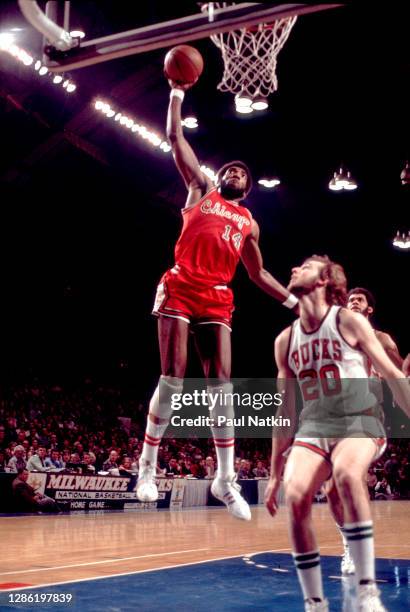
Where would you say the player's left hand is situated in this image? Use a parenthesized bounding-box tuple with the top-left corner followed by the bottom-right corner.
(264, 477, 281, 517)
(168, 79, 194, 91)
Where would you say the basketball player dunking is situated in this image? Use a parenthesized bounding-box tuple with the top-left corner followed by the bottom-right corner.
(264, 256, 410, 611)
(325, 287, 410, 575)
(136, 80, 298, 520)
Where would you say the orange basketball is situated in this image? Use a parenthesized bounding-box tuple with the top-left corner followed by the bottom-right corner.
(164, 45, 204, 85)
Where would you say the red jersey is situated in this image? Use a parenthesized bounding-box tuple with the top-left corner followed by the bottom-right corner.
(173, 188, 253, 287)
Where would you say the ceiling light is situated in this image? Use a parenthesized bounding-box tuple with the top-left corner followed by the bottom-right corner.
(235, 93, 252, 108)
(53, 75, 63, 84)
(69, 30, 85, 39)
(182, 116, 198, 129)
(200, 165, 217, 183)
(329, 167, 357, 191)
(0, 32, 14, 50)
(235, 105, 253, 114)
(39, 66, 48, 76)
(328, 172, 344, 191)
(66, 83, 76, 93)
(344, 171, 358, 190)
(160, 142, 171, 153)
(252, 97, 269, 111)
(258, 178, 280, 189)
(393, 231, 410, 250)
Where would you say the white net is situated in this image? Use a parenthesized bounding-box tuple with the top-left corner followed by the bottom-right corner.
(203, 3, 297, 99)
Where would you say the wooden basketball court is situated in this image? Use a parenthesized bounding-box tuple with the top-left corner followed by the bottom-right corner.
(0, 501, 408, 589)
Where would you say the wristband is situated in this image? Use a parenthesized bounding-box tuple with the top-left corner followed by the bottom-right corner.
(170, 88, 185, 101)
(282, 294, 298, 309)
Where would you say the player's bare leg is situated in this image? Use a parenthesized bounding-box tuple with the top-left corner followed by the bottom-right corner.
(331, 438, 386, 611)
(194, 324, 251, 520)
(323, 478, 355, 575)
(137, 316, 188, 502)
(284, 446, 331, 611)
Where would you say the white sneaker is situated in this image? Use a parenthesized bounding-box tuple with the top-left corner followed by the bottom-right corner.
(341, 545, 356, 575)
(358, 584, 387, 612)
(304, 598, 329, 611)
(210, 474, 251, 521)
(136, 461, 158, 502)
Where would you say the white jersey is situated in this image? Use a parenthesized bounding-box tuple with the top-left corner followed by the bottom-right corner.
(287, 305, 383, 436)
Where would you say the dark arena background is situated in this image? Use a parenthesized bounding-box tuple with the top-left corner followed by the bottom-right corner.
(0, 2, 409, 611)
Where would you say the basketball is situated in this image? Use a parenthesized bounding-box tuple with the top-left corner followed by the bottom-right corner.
(164, 45, 204, 85)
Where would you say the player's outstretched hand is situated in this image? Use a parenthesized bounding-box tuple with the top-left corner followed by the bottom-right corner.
(168, 79, 194, 91)
(264, 477, 281, 517)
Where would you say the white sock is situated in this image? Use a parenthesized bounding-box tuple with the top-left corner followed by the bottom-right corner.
(140, 376, 183, 467)
(344, 521, 375, 583)
(208, 382, 235, 480)
(292, 550, 324, 601)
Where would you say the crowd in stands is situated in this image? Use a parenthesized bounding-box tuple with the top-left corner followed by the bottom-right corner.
(0, 382, 409, 500)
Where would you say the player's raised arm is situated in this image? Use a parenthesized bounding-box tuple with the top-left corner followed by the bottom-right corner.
(241, 220, 298, 311)
(339, 309, 410, 417)
(265, 327, 296, 517)
(166, 82, 212, 206)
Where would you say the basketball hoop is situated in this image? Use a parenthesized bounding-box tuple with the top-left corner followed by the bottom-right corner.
(201, 3, 297, 104)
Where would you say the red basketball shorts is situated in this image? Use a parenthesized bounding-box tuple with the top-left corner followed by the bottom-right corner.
(152, 267, 234, 331)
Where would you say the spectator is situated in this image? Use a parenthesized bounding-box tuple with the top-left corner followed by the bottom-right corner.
(190, 460, 206, 479)
(12, 468, 61, 513)
(0, 450, 7, 472)
(61, 449, 71, 467)
(237, 459, 252, 479)
(49, 433, 59, 450)
(82, 452, 96, 474)
(0, 425, 6, 451)
(16, 430, 27, 446)
(374, 477, 392, 500)
(102, 450, 119, 475)
(179, 459, 193, 476)
(397, 458, 409, 499)
(367, 467, 378, 500)
(7, 445, 27, 473)
(65, 452, 82, 472)
(204, 456, 215, 479)
(44, 450, 64, 469)
(252, 460, 269, 478)
(131, 451, 140, 474)
(166, 458, 181, 476)
(118, 456, 134, 476)
(383, 453, 400, 493)
(26, 446, 48, 472)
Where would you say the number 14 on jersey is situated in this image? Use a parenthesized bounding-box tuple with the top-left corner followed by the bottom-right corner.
(222, 225, 242, 251)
